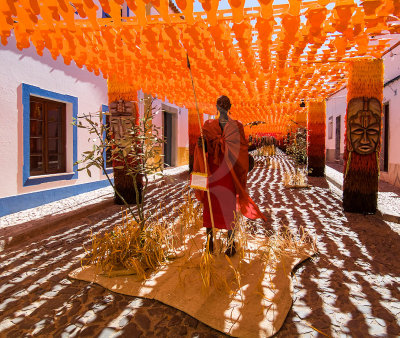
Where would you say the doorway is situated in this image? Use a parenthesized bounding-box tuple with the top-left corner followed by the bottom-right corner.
(163, 111, 173, 167)
(380, 103, 389, 172)
(335, 115, 341, 161)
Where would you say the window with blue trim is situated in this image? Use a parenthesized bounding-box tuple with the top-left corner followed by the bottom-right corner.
(30, 96, 66, 176)
(22, 84, 78, 186)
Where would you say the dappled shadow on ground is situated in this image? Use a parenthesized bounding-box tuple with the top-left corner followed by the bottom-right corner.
(0, 175, 227, 337)
(259, 152, 400, 337)
(0, 153, 399, 337)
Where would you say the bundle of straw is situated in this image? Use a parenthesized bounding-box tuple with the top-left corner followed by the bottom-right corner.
(84, 210, 175, 279)
(283, 168, 308, 188)
(84, 188, 203, 280)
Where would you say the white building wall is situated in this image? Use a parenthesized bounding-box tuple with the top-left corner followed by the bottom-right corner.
(159, 98, 189, 167)
(177, 107, 189, 149)
(0, 33, 108, 198)
(137, 92, 189, 168)
(382, 45, 400, 82)
(381, 44, 400, 186)
(0, 2, 188, 215)
(326, 87, 347, 162)
(381, 83, 400, 186)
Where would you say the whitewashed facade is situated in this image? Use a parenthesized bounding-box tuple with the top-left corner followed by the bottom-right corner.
(0, 2, 189, 216)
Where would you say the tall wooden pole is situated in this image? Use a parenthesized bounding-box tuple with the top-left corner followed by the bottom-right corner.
(108, 78, 142, 205)
(343, 59, 383, 213)
(307, 100, 326, 177)
(188, 108, 203, 172)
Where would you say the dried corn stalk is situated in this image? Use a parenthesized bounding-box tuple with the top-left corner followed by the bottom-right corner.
(83, 187, 203, 280)
(283, 167, 309, 188)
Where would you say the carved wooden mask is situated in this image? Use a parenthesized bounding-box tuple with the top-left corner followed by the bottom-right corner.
(347, 97, 381, 155)
(109, 100, 136, 141)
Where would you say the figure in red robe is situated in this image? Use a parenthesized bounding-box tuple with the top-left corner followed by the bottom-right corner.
(193, 96, 267, 256)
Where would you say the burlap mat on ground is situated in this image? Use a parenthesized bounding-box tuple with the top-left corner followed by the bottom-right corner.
(69, 232, 314, 337)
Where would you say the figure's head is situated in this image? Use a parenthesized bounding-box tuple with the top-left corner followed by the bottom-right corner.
(347, 97, 381, 155)
(216, 95, 231, 115)
(349, 108, 380, 154)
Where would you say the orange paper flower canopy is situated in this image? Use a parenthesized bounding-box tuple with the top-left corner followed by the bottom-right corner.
(1, 0, 399, 136)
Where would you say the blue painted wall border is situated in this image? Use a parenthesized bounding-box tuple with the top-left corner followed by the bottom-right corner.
(22, 83, 78, 186)
(0, 179, 112, 217)
(102, 10, 111, 18)
(102, 104, 113, 175)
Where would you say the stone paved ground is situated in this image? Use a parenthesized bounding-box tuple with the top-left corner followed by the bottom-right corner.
(325, 161, 400, 222)
(0, 151, 400, 337)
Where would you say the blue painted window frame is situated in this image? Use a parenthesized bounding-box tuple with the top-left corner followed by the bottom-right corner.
(22, 83, 78, 186)
(102, 10, 111, 18)
(102, 104, 113, 175)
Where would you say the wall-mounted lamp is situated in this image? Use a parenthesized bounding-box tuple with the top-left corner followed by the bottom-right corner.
(299, 99, 306, 108)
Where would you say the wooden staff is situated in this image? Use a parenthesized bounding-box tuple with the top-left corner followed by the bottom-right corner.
(186, 54, 216, 240)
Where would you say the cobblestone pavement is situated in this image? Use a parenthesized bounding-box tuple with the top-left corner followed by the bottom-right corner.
(0, 186, 114, 230)
(0, 166, 189, 231)
(1, 152, 399, 337)
(325, 161, 400, 221)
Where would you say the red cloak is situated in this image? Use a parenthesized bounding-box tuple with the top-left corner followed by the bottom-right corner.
(193, 118, 267, 229)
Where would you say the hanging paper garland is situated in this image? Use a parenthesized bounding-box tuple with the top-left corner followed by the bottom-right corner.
(0, 0, 397, 135)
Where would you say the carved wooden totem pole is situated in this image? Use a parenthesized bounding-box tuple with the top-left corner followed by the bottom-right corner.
(343, 59, 383, 213)
(110, 99, 142, 205)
